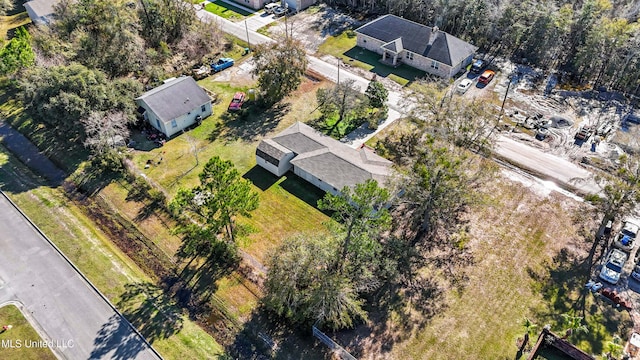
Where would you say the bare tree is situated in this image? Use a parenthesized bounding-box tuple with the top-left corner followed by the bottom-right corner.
(81, 110, 131, 155)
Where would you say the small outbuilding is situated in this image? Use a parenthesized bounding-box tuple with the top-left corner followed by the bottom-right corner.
(135, 76, 212, 138)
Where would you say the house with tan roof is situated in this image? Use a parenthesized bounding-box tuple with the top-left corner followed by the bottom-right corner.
(256, 122, 392, 195)
(355, 14, 477, 78)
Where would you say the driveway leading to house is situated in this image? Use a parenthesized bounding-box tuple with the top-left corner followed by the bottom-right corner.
(202, 8, 603, 195)
(0, 192, 161, 360)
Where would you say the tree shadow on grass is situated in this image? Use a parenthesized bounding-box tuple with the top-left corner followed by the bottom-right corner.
(279, 173, 327, 211)
(226, 306, 329, 360)
(116, 282, 184, 343)
(213, 102, 289, 143)
(242, 165, 279, 191)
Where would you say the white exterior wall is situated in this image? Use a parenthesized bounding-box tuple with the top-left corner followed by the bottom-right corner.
(256, 152, 295, 176)
(293, 166, 340, 196)
(138, 100, 212, 138)
(256, 156, 280, 175)
(232, 0, 267, 10)
(357, 33, 472, 79)
(283, 0, 316, 11)
(356, 34, 385, 55)
(408, 54, 451, 77)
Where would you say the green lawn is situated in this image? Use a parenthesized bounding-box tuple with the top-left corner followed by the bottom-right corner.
(0, 146, 225, 360)
(131, 78, 330, 262)
(204, 1, 253, 20)
(317, 32, 426, 86)
(0, 305, 56, 360)
(383, 163, 630, 359)
(0, 12, 30, 41)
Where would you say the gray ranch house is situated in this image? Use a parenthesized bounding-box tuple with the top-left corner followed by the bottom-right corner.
(136, 76, 212, 138)
(355, 14, 477, 79)
(256, 122, 392, 195)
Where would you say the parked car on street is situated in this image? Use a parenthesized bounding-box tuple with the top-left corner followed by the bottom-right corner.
(228, 92, 246, 111)
(613, 219, 640, 252)
(470, 59, 487, 74)
(211, 58, 234, 72)
(272, 5, 287, 17)
(456, 79, 473, 94)
(478, 70, 495, 85)
(599, 248, 628, 284)
(264, 3, 279, 13)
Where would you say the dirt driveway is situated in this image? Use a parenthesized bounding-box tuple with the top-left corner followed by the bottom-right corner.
(265, 5, 361, 53)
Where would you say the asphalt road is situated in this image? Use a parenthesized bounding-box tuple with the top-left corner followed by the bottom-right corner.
(0, 192, 161, 360)
(495, 136, 600, 195)
(200, 9, 602, 195)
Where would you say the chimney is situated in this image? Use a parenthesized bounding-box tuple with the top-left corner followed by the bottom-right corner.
(428, 26, 439, 45)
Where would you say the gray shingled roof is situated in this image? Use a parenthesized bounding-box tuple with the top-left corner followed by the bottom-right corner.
(136, 77, 210, 123)
(257, 139, 291, 159)
(355, 14, 477, 66)
(266, 122, 392, 190)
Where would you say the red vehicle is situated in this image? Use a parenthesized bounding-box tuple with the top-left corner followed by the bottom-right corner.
(478, 70, 495, 85)
(228, 92, 246, 111)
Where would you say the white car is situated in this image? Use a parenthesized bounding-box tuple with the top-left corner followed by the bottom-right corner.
(456, 79, 473, 94)
(599, 248, 628, 284)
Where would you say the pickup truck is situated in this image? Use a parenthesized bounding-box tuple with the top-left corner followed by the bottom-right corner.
(211, 58, 234, 73)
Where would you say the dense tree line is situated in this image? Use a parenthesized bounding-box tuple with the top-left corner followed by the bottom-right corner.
(330, 0, 640, 94)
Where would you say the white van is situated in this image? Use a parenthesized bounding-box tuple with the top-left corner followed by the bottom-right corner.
(264, 3, 279, 14)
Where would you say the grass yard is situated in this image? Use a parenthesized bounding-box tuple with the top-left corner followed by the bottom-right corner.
(0, 12, 30, 41)
(204, 1, 253, 20)
(0, 305, 56, 360)
(130, 77, 331, 262)
(380, 167, 630, 359)
(317, 32, 426, 86)
(0, 146, 225, 360)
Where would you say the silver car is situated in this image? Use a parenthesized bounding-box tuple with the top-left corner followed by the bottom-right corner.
(599, 248, 628, 284)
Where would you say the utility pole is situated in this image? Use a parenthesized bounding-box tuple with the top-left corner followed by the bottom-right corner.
(337, 59, 340, 84)
(245, 20, 251, 51)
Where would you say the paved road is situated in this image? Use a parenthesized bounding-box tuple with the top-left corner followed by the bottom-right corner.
(495, 136, 600, 195)
(0, 192, 161, 360)
(201, 9, 603, 195)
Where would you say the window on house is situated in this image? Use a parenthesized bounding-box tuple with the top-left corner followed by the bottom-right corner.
(171, 119, 177, 128)
(201, 105, 206, 112)
(406, 52, 414, 60)
(363, 39, 367, 43)
(431, 61, 439, 70)
(156, 119, 161, 128)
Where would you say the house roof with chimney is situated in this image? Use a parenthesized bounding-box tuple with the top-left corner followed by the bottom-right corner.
(259, 122, 393, 190)
(135, 76, 210, 123)
(355, 14, 477, 66)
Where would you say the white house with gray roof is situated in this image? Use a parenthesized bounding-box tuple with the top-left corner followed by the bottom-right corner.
(355, 14, 477, 78)
(256, 122, 392, 195)
(135, 76, 212, 138)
